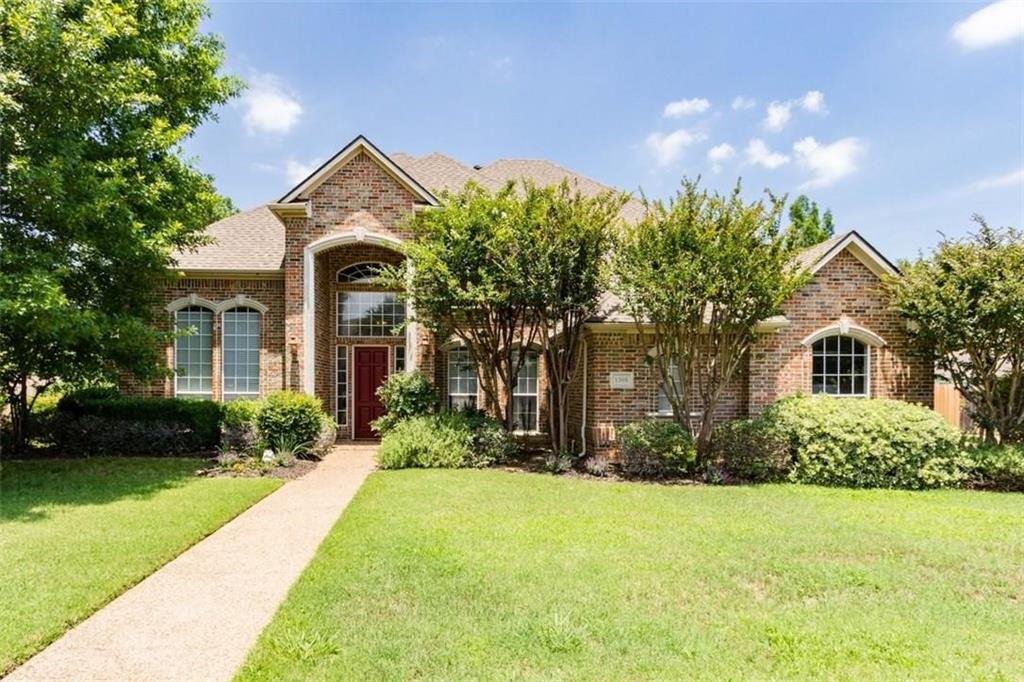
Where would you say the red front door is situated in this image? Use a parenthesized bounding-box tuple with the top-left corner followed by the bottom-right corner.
(353, 346, 389, 439)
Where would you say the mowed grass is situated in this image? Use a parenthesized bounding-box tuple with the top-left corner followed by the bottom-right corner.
(240, 469, 1024, 681)
(0, 458, 281, 673)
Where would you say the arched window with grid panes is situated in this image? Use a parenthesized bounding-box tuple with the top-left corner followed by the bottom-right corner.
(174, 306, 214, 398)
(811, 334, 869, 396)
(222, 306, 261, 401)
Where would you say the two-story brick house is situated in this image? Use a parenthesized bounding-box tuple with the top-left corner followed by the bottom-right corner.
(131, 135, 932, 454)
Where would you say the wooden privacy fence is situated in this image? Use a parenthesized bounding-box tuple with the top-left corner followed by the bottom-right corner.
(934, 383, 962, 429)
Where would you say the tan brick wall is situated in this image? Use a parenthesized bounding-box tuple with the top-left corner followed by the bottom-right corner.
(122, 277, 286, 400)
(748, 250, 933, 413)
(578, 330, 747, 457)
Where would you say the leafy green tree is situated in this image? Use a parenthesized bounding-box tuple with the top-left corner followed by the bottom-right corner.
(784, 195, 835, 250)
(886, 217, 1024, 444)
(532, 181, 626, 453)
(613, 179, 805, 458)
(0, 0, 240, 450)
(388, 182, 546, 432)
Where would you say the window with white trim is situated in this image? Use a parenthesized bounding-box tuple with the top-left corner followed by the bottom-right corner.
(394, 345, 406, 373)
(336, 345, 348, 427)
(337, 291, 405, 337)
(812, 334, 868, 396)
(337, 262, 384, 284)
(447, 348, 478, 411)
(655, 360, 681, 415)
(512, 350, 539, 432)
(222, 307, 261, 401)
(174, 306, 213, 398)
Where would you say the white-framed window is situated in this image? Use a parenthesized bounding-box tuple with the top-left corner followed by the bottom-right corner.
(394, 345, 406, 373)
(336, 345, 348, 427)
(174, 306, 213, 398)
(337, 291, 405, 337)
(512, 350, 539, 432)
(447, 348, 478, 411)
(222, 307, 261, 401)
(812, 334, 869, 396)
(655, 360, 681, 415)
(337, 262, 384, 284)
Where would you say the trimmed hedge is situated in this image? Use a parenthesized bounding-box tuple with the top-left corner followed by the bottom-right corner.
(55, 394, 222, 451)
(967, 445, 1024, 492)
(712, 396, 968, 489)
(617, 419, 697, 479)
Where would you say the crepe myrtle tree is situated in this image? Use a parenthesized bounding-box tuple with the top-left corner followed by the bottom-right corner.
(383, 181, 548, 432)
(532, 181, 626, 453)
(0, 0, 240, 451)
(886, 217, 1024, 444)
(613, 179, 806, 458)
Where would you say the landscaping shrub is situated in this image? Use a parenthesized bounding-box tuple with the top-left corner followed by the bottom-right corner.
(617, 419, 697, 479)
(377, 413, 472, 469)
(967, 444, 1024, 492)
(372, 371, 440, 435)
(377, 410, 518, 469)
(256, 391, 334, 457)
(762, 395, 968, 489)
(221, 398, 263, 451)
(51, 393, 223, 453)
(711, 417, 791, 483)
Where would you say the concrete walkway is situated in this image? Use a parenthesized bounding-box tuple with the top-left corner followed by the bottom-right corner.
(8, 445, 377, 682)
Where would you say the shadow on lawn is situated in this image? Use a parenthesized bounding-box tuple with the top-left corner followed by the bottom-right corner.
(0, 457, 200, 523)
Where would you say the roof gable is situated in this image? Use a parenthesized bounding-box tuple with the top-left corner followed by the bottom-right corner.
(798, 230, 898, 280)
(278, 135, 439, 206)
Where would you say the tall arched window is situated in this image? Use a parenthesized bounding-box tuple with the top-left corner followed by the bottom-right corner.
(812, 334, 868, 396)
(175, 306, 213, 398)
(222, 307, 261, 401)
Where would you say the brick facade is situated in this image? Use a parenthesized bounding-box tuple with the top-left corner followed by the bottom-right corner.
(136, 145, 932, 449)
(748, 250, 933, 413)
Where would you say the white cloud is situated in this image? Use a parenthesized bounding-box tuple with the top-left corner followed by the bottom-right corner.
(951, 0, 1024, 50)
(970, 167, 1024, 191)
(663, 97, 711, 118)
(731, 95, 756, 110)
(745, 138, 790, 169)
(763, 101, 793, 131)
(707, 143, 736, 173)
(792, 136, 865, 188)
(284, 158, 321, 185)
(800, 90, 827, 113)
(645, 128, 706, 166)
(242, 72, 303, 135)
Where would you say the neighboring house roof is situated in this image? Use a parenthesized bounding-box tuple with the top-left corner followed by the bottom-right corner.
(589, 231, 896, 324)
(172, 205, 285, 272)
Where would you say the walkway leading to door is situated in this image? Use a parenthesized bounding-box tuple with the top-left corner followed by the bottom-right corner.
(8, 445, 377, 682)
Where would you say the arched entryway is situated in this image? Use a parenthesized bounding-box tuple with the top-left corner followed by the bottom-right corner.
(304, 231, 414, 440)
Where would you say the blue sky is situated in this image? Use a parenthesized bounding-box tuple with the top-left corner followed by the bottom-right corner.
(187, 1, 1023, 261)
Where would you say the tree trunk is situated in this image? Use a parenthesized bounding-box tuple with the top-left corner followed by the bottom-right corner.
(6, 379, 30, 454)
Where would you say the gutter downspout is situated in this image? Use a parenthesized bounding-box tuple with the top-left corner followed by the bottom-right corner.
(579, 337, 588, 457)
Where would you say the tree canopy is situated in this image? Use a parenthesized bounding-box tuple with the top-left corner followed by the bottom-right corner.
(886, 217, 1024, 444)
(784, 194, 835, 250)
(613, 179, 806, 457)
(0, 0, 240, 449)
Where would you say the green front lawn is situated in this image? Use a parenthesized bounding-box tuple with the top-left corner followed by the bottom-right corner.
(240, 470, 1024, 681)
(0, 458, 281, 673)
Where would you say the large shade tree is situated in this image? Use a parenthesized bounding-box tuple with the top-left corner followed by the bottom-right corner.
(613, 180, 805, 457)
(0, 0, 240, 450)
(886, 217, 1024, 444)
